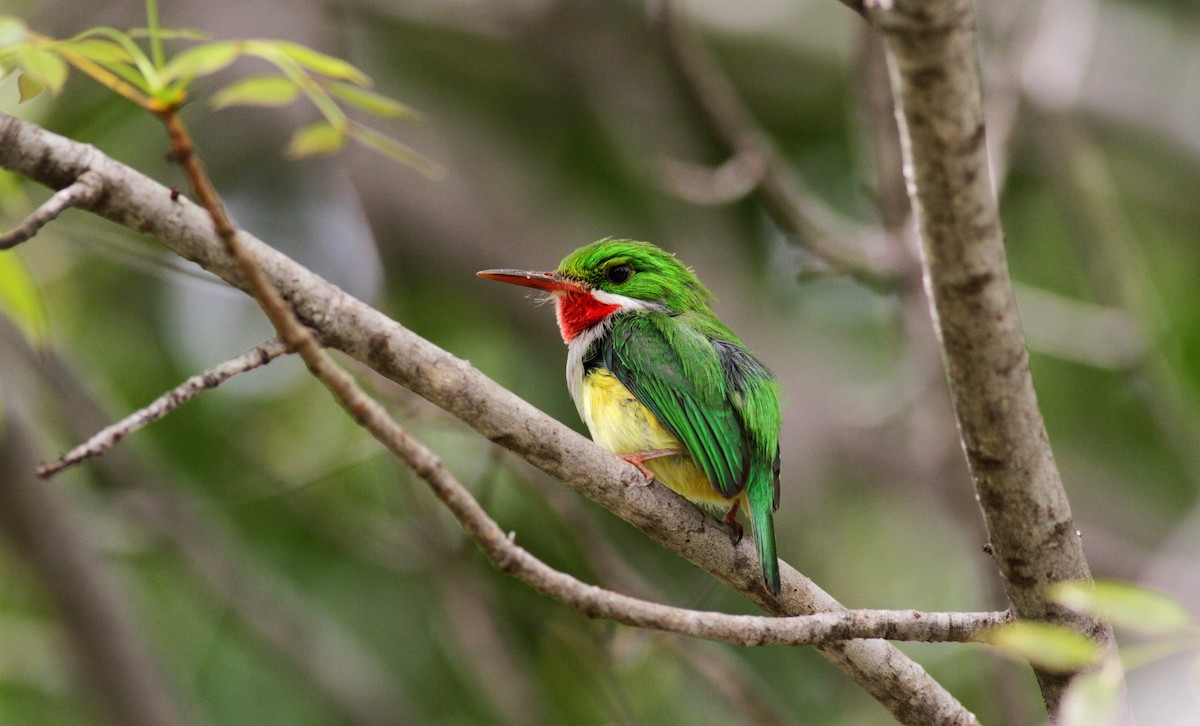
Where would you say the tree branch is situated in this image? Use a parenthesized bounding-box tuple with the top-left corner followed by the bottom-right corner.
(865, 0, 1123, 713)
(0, 169, 103, 249)
(0, 111, 978, 725)
(38, 338, 289, 477)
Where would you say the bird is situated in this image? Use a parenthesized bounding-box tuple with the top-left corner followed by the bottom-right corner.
(478, 238, 782, 594)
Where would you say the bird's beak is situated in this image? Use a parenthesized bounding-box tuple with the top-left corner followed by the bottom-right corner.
(476, 269, 587, 294)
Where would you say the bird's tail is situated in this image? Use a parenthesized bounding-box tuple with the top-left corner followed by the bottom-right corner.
(747, 474, 780, 595)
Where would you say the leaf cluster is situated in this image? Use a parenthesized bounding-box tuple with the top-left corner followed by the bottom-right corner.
(987, 581, 1199, 726)
(0, 12, 435, 172)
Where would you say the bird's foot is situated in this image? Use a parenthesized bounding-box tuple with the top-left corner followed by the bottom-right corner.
(722, 503, 743, 544)
(619, 449, 679, 486)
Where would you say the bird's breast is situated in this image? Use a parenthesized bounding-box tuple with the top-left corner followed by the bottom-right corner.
(578, 369, 737, 509)
(579, 369, 677, 455)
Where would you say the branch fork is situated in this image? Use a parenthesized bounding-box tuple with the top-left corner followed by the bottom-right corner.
(0, 169, 104, 249)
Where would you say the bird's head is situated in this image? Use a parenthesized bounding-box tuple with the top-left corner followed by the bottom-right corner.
(478, 238, 714, 344)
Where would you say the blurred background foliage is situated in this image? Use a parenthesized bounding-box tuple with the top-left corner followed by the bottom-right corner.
(0, 0, 1198, 723)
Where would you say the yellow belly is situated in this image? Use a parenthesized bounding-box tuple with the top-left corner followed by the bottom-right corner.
(579, 369, 740, 511)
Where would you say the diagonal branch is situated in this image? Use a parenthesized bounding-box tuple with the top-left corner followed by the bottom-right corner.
(0, 169, 103, 249)
(0, 111, 979, 725)
(865, 0, 1123, 714)
(38, 338, 289, 477)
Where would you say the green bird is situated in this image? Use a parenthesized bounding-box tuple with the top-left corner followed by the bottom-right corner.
(479, 239, 782, 594)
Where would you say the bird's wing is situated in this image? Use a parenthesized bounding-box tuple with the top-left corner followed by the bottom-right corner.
(604, 313, 750, 497)
(713, 341, 782, 510)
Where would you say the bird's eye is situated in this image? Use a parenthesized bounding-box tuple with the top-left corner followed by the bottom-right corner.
(606, 263, 633, 284)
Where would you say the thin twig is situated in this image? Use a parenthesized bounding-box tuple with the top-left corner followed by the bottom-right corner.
(0, 170, 103, 249)
(39, 338, 289, 477)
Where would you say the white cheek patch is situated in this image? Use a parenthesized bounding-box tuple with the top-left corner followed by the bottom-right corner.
(591, 289, 667, 313)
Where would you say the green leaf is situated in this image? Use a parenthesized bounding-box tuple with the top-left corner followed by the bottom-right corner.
(68, 27, 159, 89)
(211, 75, 299, 109)
(986, 622, 1103, 672)
(348, 124, 442, 178)
(161, 41, 240, 83)
(67, 38, 135, 65)
(80, 51, 155, 94)
(327, 81, 418, 119)
(0, 251, 49, 348)
(16, 47, 67, 94)
(1051, 581, 1192, 636)
(1058, 659, 1123, 726)
(16, 72, 44, 102)
(272, 41, 367, 84)
(286, 121, 345, 158)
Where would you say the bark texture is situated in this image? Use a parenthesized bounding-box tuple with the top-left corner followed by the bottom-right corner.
(866, 0, 1119, 711)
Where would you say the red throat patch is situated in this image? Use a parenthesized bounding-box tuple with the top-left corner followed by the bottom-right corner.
(555, 291, 619, 343)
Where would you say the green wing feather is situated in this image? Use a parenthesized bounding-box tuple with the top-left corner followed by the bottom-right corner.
(713, 341, 782, 509)
(604, 313, 750, 498)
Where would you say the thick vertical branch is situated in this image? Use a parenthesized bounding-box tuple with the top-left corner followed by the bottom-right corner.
(865, 0, 1120, 713)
